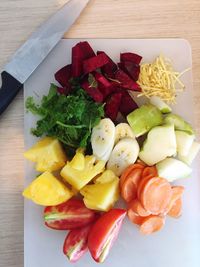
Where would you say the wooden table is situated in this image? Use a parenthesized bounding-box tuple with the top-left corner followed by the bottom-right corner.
(0, 0, 199, 266)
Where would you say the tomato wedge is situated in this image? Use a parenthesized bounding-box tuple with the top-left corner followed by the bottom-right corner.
(44, 199, 96, 230)
(88, 209, 126, 263)
(63, 224, 91, 262)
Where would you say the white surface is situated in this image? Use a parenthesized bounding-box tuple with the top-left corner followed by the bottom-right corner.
(24, 39, 200, 267)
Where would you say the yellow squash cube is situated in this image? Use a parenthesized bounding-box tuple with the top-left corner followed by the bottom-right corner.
(80, 170, 119, 212)
(23, 171, 73, 206)
(24, 137, 67, 172)
(60, 150, 105, 190)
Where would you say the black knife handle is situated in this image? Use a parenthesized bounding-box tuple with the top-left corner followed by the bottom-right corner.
(0, 71, 23, 115)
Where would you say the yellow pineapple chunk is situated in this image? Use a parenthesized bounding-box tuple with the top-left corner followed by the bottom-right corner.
(24, 137, 67, 172)
(80, 170, 119, 211)
(60, 150, 105, 190)
(23, 171, 73, 206)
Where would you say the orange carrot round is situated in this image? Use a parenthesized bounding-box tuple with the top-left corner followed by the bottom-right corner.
(121, 168, 143, 203)
(140, 177, 172, 215)
(128, 199, 151, 217)
(120, 163, 144, 188)
(165, 186, 184, 214)
(137, 174, 154, 200)
(142, 166, 158, 178)
(140, 215, 165, 235)
(127, 208, 144, 225)
(168, 198, 182, 218)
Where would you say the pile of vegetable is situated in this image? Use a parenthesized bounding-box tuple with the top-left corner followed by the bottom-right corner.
(23, 41, 200, 264)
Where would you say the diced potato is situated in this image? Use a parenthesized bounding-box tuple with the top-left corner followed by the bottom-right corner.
(23, 171, 73, 206)
(24, 137, 67, 172)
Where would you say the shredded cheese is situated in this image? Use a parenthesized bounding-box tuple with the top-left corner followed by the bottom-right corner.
(137, 55, 190, 104)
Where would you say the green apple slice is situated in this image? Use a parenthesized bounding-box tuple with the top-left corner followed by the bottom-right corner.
(175, 130, 194, 156)
(156, 157, 192, 182)
(178, 141, 200, 165)
(139, 124, 176, 166)
(164, 114, 195, 135)
(127, 104, 163, 137)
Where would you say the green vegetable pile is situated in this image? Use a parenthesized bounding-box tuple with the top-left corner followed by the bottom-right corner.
(26, 83, 104, 149)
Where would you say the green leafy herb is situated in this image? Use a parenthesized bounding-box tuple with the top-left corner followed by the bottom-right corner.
(26, 83, 104, 149)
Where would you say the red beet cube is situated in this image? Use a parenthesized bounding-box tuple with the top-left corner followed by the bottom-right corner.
(83, 53, 110, 74)
(54, 64, 72, 87)
(120, 52, 142, 65)
(119, 92, 138, 116)
(105, 92, 122, 121)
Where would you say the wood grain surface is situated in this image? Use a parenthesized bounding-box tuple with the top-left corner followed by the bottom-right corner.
(0, 0, 200, 266)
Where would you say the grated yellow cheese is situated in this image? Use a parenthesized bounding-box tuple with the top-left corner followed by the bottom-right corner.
(137, 55, 190, 104)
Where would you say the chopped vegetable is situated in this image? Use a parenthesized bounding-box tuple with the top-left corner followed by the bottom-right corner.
(83, 52, 110, 74)
(105, 92, 122, 121)
(138, 55, 188, 104)
(97, 51, 117, 78)
(167, 198, 182, 218)
(119, 92, 138, 116)
(127, 208, 144, 225)
(63, 224, 91, 262)
(128, 199, 150, 217)
(120, 52, 142, 65)
(115, 69, 141, 91)
(88, 209, 126, 263)
(23, 171, 73, 206)
(140, 215, 165, 235)
(24, 137, 67, 172)
(44, 199, 96, 230)
(127, 104, 163, 137)
(26, 84, 104, 149)
(55, 64, 72, 88)
(139, 177, 172, 215)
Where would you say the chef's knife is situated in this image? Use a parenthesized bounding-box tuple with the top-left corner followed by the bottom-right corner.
(0, 0, 90, 115)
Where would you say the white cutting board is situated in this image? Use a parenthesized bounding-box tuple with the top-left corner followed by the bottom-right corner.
(24, 39, 200, 267)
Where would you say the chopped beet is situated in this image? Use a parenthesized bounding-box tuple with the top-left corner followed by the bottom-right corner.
(119, 92, 138, 116)
(105, 92, 122, 121)
(120, 52, 142, 65)
(81, 79, 103, 103)
(93, 72, 114, 99)
(57, 86, 71, 95)
(83, 53, 110, 74)
(55, 64, 72, 87)
(115, 69, 141, 91)
(79, 41, 96, 58)
(72, 44, 83, 77)
(72, 42, 96, 77)
(118, 61, 140, 81)
(97, 51, 117, 78)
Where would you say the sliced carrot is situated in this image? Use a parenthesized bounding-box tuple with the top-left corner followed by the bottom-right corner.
(128, 199, 151, 217)
(142, 166, 158, 178)
(121, 168, 143, 202)
(140, 177, 172, 215)
(165, 186, 184, 214)
(137, 174, 154, 200)
(140, 215, 165, 235)
(120, 163, 144, 188)
(127, 208, 144, 225)
(168, 198, 182, 218)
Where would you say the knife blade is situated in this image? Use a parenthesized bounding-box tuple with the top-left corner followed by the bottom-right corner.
(0, 0, 90, 115)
